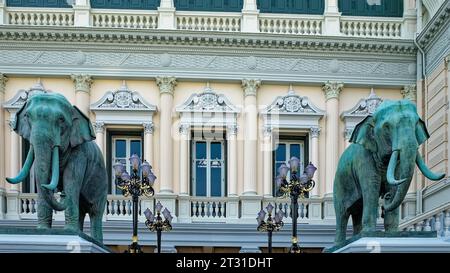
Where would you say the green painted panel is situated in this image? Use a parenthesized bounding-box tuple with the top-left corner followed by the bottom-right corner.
(6, 0, 71, 8)
(257, 0, 324, 15)
(338, 0, 403, 17)
(175, 0, 243, 12)
(90, 0, 160, 10)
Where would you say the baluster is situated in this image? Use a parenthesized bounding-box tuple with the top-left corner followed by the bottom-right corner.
(424, 218, 432, 231)
(20, 199, 25, 214)
(121, 200, 126, 215)
(110, 200, 115, 215)
(127, 200, 132, 215)
(195, 201, 200, 217)
(217, 202, 222, 218)
(444, 210, 450, 237)
(31, 199, 36, 214)
(206, 202, 211, 217)
(201, 202, 205, 217)
(416, 221, 423, 231)
(212, 202, 216, 218)
(435, 213, 442, 237)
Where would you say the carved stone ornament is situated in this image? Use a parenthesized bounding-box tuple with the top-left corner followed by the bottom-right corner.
(92, 122, 105, 134)
(341, 88, 383, 118)
(242, 79, 261, 97)
(71, 74, 93, 93)
(310, 127, 321, 138)
(0, 73, 8, 94)
(176, 83, 240, 113)
(401, 84, 417, 101)
(143, 122, 154, 134)
(90, 81, 156, 111)
(264, 85, 325, 114)
(344, 127, 354, 140)
(322, 81, 344, 101)
(3, 79, 49, 110)
(156, 76, 177, 96)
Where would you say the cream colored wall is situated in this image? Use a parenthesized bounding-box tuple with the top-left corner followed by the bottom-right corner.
(1, 77, 407, 197)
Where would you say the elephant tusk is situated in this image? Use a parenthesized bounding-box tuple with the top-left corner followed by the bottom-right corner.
(41, 146, 60, 191)
(6, 147, 34, 184)
(386, 150, 406, 186)
(416, 153, 445, 181)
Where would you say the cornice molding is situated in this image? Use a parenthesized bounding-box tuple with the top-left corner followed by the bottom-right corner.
(0, 26, 416, 55)
(417, 0, 450, 48)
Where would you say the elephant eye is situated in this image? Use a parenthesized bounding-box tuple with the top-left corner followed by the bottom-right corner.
(58, 116, 65, 124)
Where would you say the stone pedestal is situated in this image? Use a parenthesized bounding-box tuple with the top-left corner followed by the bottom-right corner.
(0, 228, 111, 253)
(240, 195, 262, 223)
(328, 231, 450, 253)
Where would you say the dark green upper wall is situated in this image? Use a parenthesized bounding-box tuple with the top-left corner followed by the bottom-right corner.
(6, 0, 405, 18)
(174, 0, 243, 12)
(338, 0, 403, 17)
(257, 0, 324, 15)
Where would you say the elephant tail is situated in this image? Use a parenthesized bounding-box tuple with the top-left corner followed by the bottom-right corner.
(42, 189, 67, 211)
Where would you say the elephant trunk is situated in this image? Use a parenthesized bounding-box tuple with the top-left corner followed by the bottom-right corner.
(416, 153, 445, 181)
(6, 147, 34, 184)
(384, 148, 416, 212)
(34, 144, 66, 211)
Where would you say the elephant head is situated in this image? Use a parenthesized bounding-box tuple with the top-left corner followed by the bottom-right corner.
(6, 93, 95, 211)
(350, 99, 445, 212)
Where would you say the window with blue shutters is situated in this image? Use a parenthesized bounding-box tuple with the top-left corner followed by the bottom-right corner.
(175, 0, 243, 12)
(6, 0, 71, 8)
(90, 0, 160, 10)
(191, 139, 226, 197)
(257, 0, 324, 15)
(338, 0, 403, 17)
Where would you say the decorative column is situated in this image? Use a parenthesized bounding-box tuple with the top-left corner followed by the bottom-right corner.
(143, 123, 154, 165)
(156, 76, 177, 195)
(262, 126, 272, 197)
(401, 84, 417, 103)
(0, 0, 6, 25)
(6, 117, 20, 219)
(310, 127, 321, 197)
(344, 127, 353, 149)
(240, 79, 261, 223)
(226, 125, 239, 222)
(241, 0, 259, 33)
(178, 124, 189, 196)
(71, 74, 93, 116)
(323, 0, 341, 35)
(402, 0, 417, 39)
(0, 74, 7, 219)
(242, 79, 261, 195)
(92, 122, 105, 155)
(158, 0, 176, 30)
(73, 0, 91, 27)
(322, 81, 343, 198)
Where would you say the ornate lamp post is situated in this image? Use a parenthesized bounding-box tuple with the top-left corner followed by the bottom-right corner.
(276, 158, 316, 253)
(144, 201, 173, 253)
(113, 154, 156, 253)
(257, 203, 284, 253)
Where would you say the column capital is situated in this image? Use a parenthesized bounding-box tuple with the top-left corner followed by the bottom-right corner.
(263, 126, 272, 137)
(156, 76, 177, 96)
(143, 122, 154, 134)
(92, 121, 105, 133)
(71, 74, 93, 93)
(242, 79, 261, 97)
(227, 124, 238, 136)
(344, 127, 353, 140)
(322, 81, 343, 101)
(179, 123, 190, 135)
(401, 84, 417, 101)
(0, 73, 7, 94)
(310, 127, 321, 138)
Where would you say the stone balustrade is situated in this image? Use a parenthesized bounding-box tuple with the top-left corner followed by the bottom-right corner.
(0, 5, 415, 39)
(399, 203, 450, 237)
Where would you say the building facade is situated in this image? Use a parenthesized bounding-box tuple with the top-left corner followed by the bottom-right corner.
(0, 0, 449, 252)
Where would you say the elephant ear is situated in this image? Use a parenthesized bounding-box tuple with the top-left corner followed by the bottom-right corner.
(14, 102, 31, 141)
(70, 106, 96, 147)
(349, 115, 377, 152)
(416, 118, 430, 145)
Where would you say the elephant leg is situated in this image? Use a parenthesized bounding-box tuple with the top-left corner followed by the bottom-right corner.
(361, 190, 380, 232)
(62, 159, 86, 232)
(334, 199, 350, 245)
(383, 206, 400, 232)
(78, 205, 87, 232)
(351, 211, 363, 236)
(89, 212, 104, 242)
(37, 191, 53, 229)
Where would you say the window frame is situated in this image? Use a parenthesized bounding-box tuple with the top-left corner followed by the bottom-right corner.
(272, 135, 309, 196)
(190, 130, 227, 198)
(107, 129, 144, 195)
